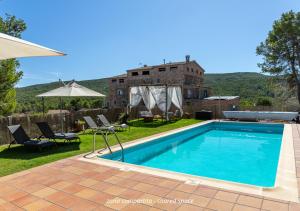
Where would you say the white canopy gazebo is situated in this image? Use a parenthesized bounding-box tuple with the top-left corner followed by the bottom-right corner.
(129, 85, 183, 120)
(37, 80, 105, 132)
(0, 32, 65, 59)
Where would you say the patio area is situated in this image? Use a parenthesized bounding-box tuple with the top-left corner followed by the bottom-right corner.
(1, 124, 300, 211)
(0, 157, 298, 211)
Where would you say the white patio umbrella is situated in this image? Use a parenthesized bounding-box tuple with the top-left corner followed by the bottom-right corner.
(0, 32, 65, 60)
(37, 80, 106, 132)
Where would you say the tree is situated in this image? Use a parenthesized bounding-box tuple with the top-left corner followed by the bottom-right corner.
(256, 11, 300, 105)
(0, 14, 26, 115)
(256, 97, 272, 107)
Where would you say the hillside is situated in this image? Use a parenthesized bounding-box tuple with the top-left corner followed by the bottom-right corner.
(204, 72, 274, 99)
(15, 72, 285, 112)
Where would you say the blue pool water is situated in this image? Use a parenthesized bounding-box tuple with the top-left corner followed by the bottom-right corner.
(101, 122, 283, 187)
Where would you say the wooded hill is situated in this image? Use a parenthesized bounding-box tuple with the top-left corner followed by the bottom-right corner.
(15, 72, 296, 113)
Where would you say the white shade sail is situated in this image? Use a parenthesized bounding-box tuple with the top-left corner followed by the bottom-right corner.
(0, 32, 65, 60)
(129, 86, 183, 113)
(37, 81, 105, 97)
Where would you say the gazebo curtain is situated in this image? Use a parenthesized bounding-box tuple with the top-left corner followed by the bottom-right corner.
(129, 86, 182, 114)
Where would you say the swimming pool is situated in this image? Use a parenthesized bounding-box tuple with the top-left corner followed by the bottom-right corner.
(101, 122, 284, 187)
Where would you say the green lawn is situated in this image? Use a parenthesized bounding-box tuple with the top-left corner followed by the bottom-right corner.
(0, 118, 201, 177)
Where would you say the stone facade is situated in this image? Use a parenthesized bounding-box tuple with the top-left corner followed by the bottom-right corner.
(108, 57, 211, 109)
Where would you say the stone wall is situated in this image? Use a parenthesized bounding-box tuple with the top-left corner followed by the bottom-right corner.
(0, 108, 123, 145)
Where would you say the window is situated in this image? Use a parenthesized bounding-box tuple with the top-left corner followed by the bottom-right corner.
(191, 68, 194, 73)
(117, 89, 124, 96)
(112, 79, 117, 83)
(159, 67, 166, 72)
(142, 71, 150, 75)
(170, 66, 178, 71)
(203, 90, 208, 98)
(131, 72, 139, 76)
(119, 79, 124, 83)
(187, 67, 189, 72)
(187, 89, 193, 98)
(199, 72, 202, 76)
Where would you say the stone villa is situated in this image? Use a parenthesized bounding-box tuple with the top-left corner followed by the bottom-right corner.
(107, 56, 239, 117)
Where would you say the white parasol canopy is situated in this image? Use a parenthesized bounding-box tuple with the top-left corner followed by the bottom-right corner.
(37, 81, 105, 97)
(0, 32, 65, 60)
(37, 80, 105, 132)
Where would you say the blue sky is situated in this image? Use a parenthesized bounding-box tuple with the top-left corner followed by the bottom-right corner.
(1, 0, 299, 87)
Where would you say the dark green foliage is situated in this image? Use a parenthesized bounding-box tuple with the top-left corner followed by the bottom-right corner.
(204, 72, 275, 100)
(256, 10, 300, 104)
(256, 97, 272, 106)
(0, 14, 26, 115)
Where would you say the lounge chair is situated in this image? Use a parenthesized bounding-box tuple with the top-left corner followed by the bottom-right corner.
(83, 116, 102, 130)
(97, 114, 128, 130)
(7, 125, 55, 150)
(36, 122, 80, 143)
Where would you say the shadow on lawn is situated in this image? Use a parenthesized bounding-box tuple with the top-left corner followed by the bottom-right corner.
(0, 142, 80, 160)
(129, 119, 177, 128)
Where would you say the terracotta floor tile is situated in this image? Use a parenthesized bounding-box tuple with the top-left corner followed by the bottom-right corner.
(214, 190, 239, 203)
(21, 183, 47, 193)
(132, 183, 154, 192)
(153, 197, 182, 211)
(165, 190, 191, 200)
(117, 179, 139, 188)
(93, 205, 115, 210)
(157, 179, 180, 189)
(50, 180, 72, 190)
(0, 202, 24, 211)
(0, 198, 6, 205)
(78, 178, 99, 187)
(232, 204, 260, 211)
(61, 183, 85, 194)
(46, 191, 77, 208)
(32, 187, 58, 198)
(147, 186, 171, 197)
(175, 183, 198, 193)
(75, 188, 99, 200)
(289, 202, 300, 211)
(69, 198, 99, 211)
(138, 193, 161, 206)
(148, 208, 162, 211)
(103, 185, 127, 196)
(194, 186, 218, 198)
(207, 199, 234, 211)
(104, 176, 124, 184)
(2, 190, 28, 202)
(189, 194, 211, 207)
(261, 200, 289, 211)
(90, 181, 111, 192)
(11, 194, 39, 207)
(40, 204, 66, 211)
(119, 189, 145, 200)
(104, 196, 129, 210)
(90, 191, 115, 204)
(177, 203, 204, 211)
(23, 199, 53, 210)
(122, 203, 151, 211)
(237, 195, 262, 208)
(116, 171, 137, 179)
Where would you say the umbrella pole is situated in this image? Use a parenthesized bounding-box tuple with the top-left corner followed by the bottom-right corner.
(60, 97, 64, 133)
(42, 97, 45, 117)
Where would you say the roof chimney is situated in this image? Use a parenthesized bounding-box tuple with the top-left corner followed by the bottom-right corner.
(185, 55, 190, 63)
